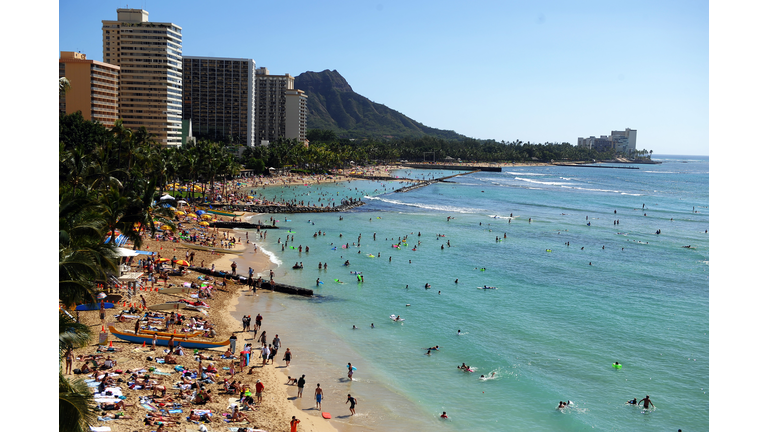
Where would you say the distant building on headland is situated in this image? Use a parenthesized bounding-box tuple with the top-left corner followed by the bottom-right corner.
(59, 51, 120, 127)
(578, 128, 637, 154)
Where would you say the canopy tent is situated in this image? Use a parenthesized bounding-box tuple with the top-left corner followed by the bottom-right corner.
(111, 247, 141, 257)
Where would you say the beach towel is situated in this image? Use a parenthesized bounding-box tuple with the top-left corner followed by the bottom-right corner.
(140, 402, 158, 411)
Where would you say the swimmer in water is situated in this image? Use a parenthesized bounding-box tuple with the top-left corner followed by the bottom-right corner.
(627, 398, 637, 405)
(557, 401, 568, 409)
(639, 395, 655, 410)
(457, 329, 461, 335)
(371, 323, 374, 328)
(352, 325, 357, 330)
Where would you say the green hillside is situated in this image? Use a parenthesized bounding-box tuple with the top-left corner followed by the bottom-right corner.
(294, 70, 466, 140)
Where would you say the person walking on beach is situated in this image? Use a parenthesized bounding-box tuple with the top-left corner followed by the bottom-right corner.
(255, 379, 265, 403)
(346, 394, 357, 415)
(283, 348, 292, 366)
(315, 384, 324, 409)
(297, 375, 306, 398)
(229, 333, 238, 353)
(347, 363, 354, 381)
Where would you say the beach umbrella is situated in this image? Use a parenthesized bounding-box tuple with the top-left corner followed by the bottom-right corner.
(96, 292, 107, 299)
(155, 258, 170, 263)
(195, 210, 206, 216)
(201, 214, 213, 220)
(199, 221, 210, 226)
(160, 194, 175, 201)
(174, 259, 190, 266)
(161, 224, 173, 231)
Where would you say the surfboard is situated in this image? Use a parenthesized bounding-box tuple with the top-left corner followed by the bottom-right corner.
(389, 314, 405, 322)
(322, 412, 332, 419)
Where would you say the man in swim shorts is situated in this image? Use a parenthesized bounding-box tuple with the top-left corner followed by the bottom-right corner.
(315, 384, 323, 409)
(639, 395, 655, 409)
(297, 374, 305, 398)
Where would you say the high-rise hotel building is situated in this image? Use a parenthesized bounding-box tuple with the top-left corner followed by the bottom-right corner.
(102, 9, 183, 146)
(254, 67, 298, 144)
(59, 51, 120, 127)
(285, 88, 308, 143)
(182, 57, 256, 147)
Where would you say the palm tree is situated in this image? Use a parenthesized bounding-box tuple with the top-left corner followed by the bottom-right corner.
(60, 77, 71, 96)
(60, 371, 98, 432)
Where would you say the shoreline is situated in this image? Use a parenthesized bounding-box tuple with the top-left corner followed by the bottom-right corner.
(67, 221, 340, 432)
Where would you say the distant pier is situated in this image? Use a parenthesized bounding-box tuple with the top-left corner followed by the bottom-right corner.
(401, 163, 502, 172)
(394, 170, 479, 193)
(553, 164, 639, 170)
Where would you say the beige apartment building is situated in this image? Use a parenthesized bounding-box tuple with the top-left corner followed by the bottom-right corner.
(102, 9, 183, 146)
(254, 67, 295, 144)
(285, 88, 308, 143)
(59, 51, 120, 127)
(182, 57, 256, 147)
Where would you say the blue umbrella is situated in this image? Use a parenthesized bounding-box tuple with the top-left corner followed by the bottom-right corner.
(195, 210, 206, 216)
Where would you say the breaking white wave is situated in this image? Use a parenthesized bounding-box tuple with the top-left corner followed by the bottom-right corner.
(366, 196, 482, 214)
(515, 177, 574, 186)
(505, 171, 547, 176)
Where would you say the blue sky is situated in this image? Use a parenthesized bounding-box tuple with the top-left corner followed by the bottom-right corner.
(58, 0, 709, 155)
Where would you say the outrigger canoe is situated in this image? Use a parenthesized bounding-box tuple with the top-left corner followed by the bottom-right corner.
(109, 326, 228, 350)
(139, 329, 203, 338)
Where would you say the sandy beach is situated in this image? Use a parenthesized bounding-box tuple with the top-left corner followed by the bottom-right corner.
(66, 219, 338, 432)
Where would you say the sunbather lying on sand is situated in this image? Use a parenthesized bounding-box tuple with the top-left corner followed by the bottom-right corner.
(99, 401, 131, 410)
(189, 410, 212, 422)
(229, 406, 251, 423)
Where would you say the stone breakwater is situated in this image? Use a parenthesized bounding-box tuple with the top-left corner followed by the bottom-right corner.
(188, 266, 314, 296)
(208, 200, 365, 214)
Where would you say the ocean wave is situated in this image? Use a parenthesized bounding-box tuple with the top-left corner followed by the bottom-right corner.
(505, 172, 546, 176)
(515, 177, 573, 186)
(366, 196, 482, 214)
(257, 245, 282, 268)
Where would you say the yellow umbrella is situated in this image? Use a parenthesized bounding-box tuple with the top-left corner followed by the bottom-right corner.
(175, 211, 186, 216)
(161, 224, 173, 231)
(201, 214, 213, 220)
(199, 221, 209, 226)
(247, 196, 254, 199)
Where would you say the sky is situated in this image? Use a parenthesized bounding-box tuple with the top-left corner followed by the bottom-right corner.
(57, 0, 709, 155)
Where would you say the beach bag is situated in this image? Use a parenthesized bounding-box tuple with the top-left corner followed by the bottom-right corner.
(73, 368, 81, 374)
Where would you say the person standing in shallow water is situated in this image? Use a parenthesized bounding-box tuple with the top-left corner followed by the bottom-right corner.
(315, 384, 324, 409)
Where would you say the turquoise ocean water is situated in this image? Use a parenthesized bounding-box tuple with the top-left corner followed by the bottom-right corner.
(231, 156, 708, 431)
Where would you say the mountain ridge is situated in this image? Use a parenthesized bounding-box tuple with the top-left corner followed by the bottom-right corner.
(294, 70, 466, 140)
